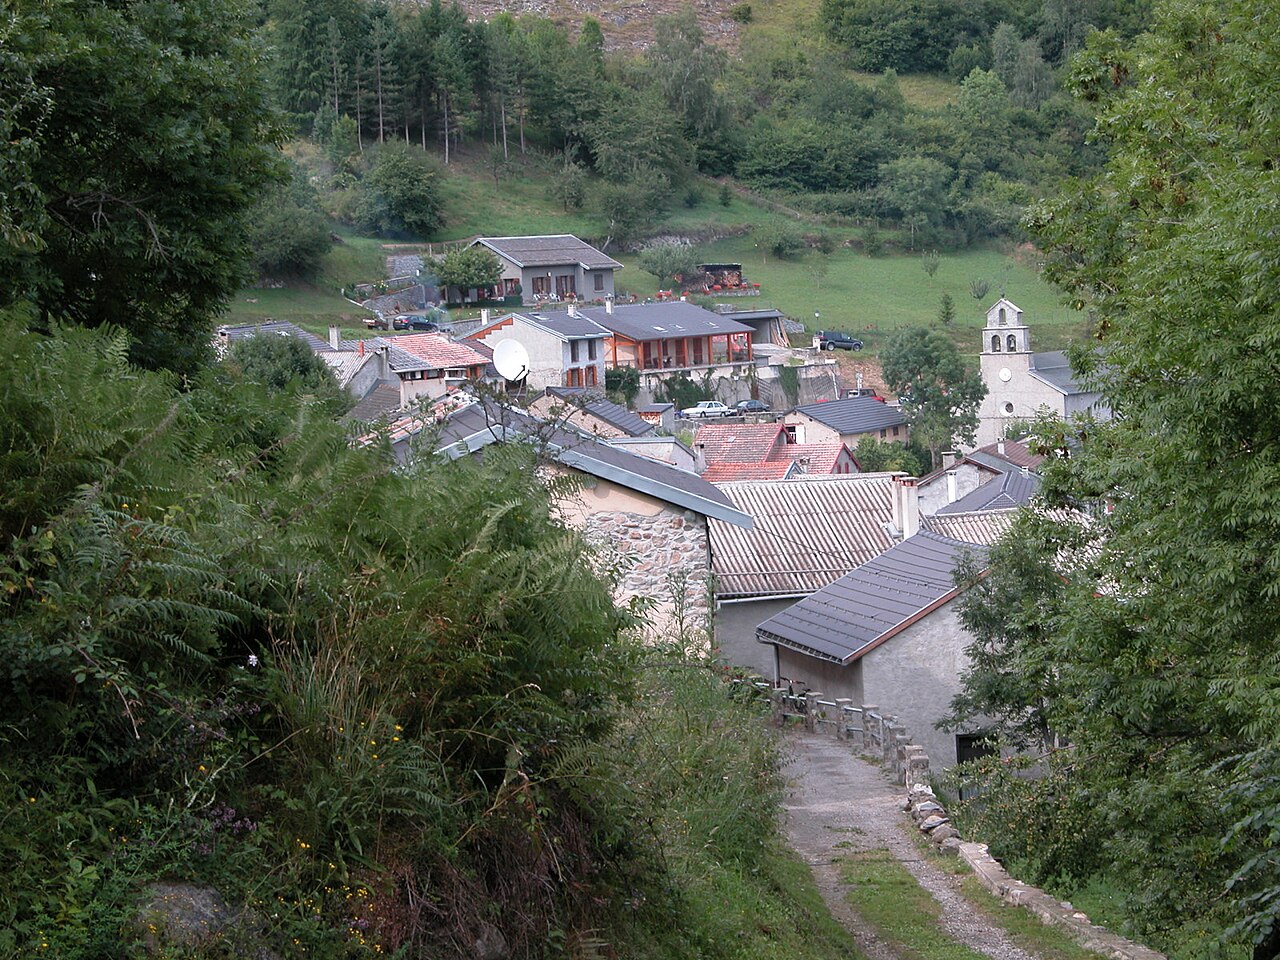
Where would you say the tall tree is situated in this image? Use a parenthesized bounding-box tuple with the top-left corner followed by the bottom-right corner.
(0, 0, 282, 373)
(959, 1, 1280, 954)
(880, 327, 985, 468)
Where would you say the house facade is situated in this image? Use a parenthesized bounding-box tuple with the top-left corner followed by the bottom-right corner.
(975, 298, 1110, 446)
(784, 396, 909, 447)
(471, 235, 622, 303)
(465, 309, 609, 391)
(756, 531, 989, 768)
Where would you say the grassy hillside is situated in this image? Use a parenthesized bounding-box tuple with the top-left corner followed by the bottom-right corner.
(227, 148, 1088, 355)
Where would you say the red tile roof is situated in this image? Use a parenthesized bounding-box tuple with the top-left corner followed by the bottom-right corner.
(693, 422, 787, 464)
(770, 443, 849, 474)
(702, 460, 796, 483)
(385, 333, 488, 369)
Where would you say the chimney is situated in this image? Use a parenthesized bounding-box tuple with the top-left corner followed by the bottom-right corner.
(901, 477, 920, 538)
(567, 302, 577, 318)
(358, 339, 365, 357)
(377, 344, 389, 381)
(997, 439, 1006, 456)
(946, 471, 957, 504)
(481, 307, 491, 324)
(605, 297, 614, 315)
(328, 324, 340, 350)
(891, 475, 921, 539)
(942, 450, 958, 469)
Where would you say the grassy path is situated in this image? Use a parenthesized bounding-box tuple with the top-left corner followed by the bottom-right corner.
(780, 731, 1096, 960)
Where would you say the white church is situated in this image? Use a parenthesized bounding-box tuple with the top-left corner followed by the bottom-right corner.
(974, 299, 1109, 447)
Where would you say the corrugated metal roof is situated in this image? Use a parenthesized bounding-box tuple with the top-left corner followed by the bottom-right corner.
(757, 532, 987, 663)
(709, 474, 900, 599)
(794, 396, 906, 434)
(475, 235, 623, 270)
(924, 510, 1016, 545)
(694, 423, 786, 463)
(218, 320, 330, 354)
(545, 387, 652, 437)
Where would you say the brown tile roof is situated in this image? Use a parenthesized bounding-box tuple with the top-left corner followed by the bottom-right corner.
(694, 422, 787, 464)
(972, 438, 1046, 470)
(702, 461, 797, 483)
(384, 333, 488, 369)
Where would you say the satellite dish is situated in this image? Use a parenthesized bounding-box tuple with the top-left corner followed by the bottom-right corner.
(492, 338, 530, 382)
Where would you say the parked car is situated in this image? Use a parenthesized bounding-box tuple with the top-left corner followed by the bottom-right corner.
(736, 398, 770, 414)
(408, 318, 439, 332)
(681, 400, 733, 419)
(840, 388, 885, 401)
(816, 330, 864, 351)
(364, 315, 390, 331)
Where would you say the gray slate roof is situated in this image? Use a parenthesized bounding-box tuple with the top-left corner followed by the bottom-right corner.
(420, 400, 751, 527)
(1029, 351, 1090, 395)
(544, 387, 653, 437)
(474, 235, 623, 271)
(344, 383, 403, 423)
(473, 311, 610, 341)
(936, 469, 1040, 515)
(757, 532, 987, 664)
(794, 396, 906, 434)
(577, 301, 754, 342)
(335, 338, 431, 374)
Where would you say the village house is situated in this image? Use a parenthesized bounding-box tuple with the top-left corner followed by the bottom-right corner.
(709, 473, 908, 677)
(756, 529, 990, 769)
(917, 438, 1045, 516)
(691, 422, 858, 482)
(784, 396, 909, 446)
(376, 399, 752, 645)
(465, 309, 610, 391)
(468, 235, 622, 303)
(975, 298, 1110, 446)
(577, 299, 755, 377)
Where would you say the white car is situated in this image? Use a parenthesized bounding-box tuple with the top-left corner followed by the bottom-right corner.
(681, 400, 733, 419)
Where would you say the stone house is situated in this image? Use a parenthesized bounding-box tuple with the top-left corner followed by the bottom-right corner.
(756, 530, 989, 769)
(975, 298, 1110, 447)
(470, 235, 622, 303)
(784, 396, 909, 447)
(917, 439, 1045, 517)
(465, 309, 610, 391)
(400, 399, 752, 644)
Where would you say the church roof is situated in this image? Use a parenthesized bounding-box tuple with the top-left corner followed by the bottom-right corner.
(1029, 351, 1093, 396)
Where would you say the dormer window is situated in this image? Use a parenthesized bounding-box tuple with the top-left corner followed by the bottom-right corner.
(991, 335, 1001, 352)
(1007, 334, 1017, 351)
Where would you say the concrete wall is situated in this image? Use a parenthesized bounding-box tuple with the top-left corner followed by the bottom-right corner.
(918, 463, 992, 516)
(715, 598, 798, 677)
(861, 603, 970, 768)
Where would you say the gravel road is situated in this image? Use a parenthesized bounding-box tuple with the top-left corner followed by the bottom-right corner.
(781, 730, 1045, 960)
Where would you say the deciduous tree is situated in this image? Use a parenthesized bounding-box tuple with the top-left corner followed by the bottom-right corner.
(880, 327, 985, 467)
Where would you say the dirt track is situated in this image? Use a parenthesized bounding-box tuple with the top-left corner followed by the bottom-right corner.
(782, 731, 1046, 960)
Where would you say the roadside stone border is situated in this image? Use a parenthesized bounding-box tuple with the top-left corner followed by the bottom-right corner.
(904, 784, 1166, 960)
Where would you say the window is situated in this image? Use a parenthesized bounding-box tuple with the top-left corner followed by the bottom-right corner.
(532, 275, 550, 296)
(586, 365, 598, 386)
(1007, 334, 1017, 351)
(587, 339, 598, 360)
(594, 272, 605, 292)
(1003, 402, 1015, 415)
(880, 429, 887, 439)
(998, 307, 1007, 324)
(555, 275, 576, 298)
(991, 335, 1001, 352)
(892, 426, 900, 437)
(570, 340, 581, 362)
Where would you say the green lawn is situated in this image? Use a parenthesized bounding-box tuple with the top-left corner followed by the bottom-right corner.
(616, 239, 1087, 357)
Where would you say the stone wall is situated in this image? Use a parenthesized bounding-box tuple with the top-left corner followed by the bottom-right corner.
(581, 507, 711, 646)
